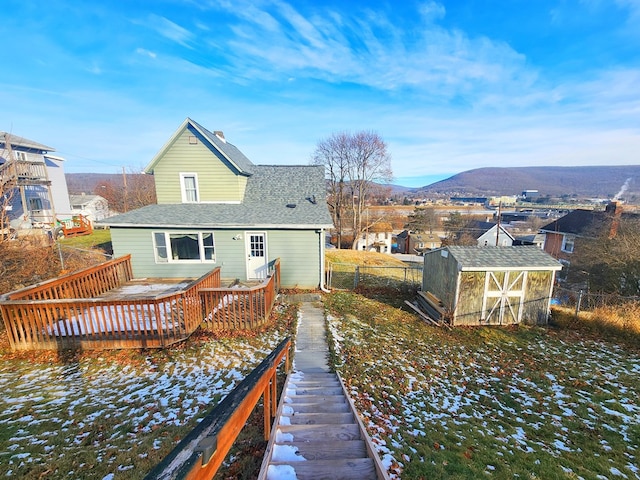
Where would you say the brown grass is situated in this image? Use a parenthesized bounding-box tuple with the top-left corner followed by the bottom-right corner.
(326, 249, 408, 267)
(551, 304, 640, 348)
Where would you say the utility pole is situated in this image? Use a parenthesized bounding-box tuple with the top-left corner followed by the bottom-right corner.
(496, 201, 502, 246)
(122, 166, 128, 213)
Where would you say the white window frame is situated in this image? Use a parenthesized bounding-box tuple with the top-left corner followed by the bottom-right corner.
(152, 231, 216, 263)
(180, 172, 200, 203)
(14, 151, 28, 161)
(561, 234, 575, 253)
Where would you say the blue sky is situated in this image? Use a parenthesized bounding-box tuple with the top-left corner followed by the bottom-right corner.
(2, 0, 639, 187)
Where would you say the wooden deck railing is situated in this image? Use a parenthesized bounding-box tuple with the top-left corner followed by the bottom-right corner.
(0, 257, 222, 351)
(144, 337, 292, 480)
(200, 259, 281, 331)
(0, 159, 50, 187)
(3, 255, 133, 301)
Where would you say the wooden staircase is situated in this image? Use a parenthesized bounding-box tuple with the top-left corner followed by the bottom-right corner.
(259, 371, 388, 480)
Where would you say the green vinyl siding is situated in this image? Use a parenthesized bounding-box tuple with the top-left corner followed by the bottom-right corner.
(110, 227, 323, 289)
(153, 129, 247, 204)
(261, 230, 322, 289)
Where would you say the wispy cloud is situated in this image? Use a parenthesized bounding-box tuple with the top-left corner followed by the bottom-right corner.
(147, 14, 194, 48)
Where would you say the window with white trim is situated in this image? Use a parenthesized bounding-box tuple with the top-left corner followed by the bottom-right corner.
(14, 151, 28, 161)
(153, 231, 215, 263)
(561, 234, 575, 253)
(180, 173, 199, 203)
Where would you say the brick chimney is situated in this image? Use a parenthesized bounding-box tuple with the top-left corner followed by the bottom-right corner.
(606, 201, 623, 239)
(214, 131, 225, 143)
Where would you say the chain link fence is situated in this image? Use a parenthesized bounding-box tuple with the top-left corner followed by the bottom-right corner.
(327, 262, 423, 290)
(552, 285, 639, 314)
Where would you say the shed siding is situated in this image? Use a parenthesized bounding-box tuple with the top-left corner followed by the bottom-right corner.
(423, 250, 459, 309)
(110, 227, 321, 288)
(522, 270, 554, 325)
(152, 129, 247, 204)
(455, 271, 487, 325)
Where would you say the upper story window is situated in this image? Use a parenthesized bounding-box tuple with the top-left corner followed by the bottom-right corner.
(14, 151, 28, 161)
(180, 173, 199, 203)
(561, 234, 575, 253)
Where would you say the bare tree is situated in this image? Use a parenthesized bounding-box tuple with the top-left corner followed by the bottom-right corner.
(94, 168, 156, 213)
(312, 131, 393, 249)
(571, 214, 640, 295)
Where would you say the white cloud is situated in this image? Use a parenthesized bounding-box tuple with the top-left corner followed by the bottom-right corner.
(148, 14, 194, 48)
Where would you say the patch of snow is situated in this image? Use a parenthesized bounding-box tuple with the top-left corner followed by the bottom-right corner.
(272, 444, 306, 462)
(267, 464, 298, 480)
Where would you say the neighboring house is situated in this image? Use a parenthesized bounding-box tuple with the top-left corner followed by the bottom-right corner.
(422, 246, 562, 326)
(69, 194, 110, 224)
(0, 132, 71, 230)
(513, 233, 546, 248)
(396, 230, 442, 254)
(102, 118, 333, 289)
(355, 222, 393, 253)
(471, 221, 515, 247)
(539, 202, 633, 262)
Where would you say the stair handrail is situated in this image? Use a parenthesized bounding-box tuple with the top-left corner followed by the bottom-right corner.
(144, 336, 292, 480)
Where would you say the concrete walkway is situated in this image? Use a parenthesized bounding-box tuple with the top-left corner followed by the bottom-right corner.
(293, 301, 331, 373)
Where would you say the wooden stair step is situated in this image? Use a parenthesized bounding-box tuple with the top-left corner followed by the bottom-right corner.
(282, 412, 354, 425)
(285, 402, 351, 413)
(286, 394, 346, 404)
(273, 440, 367, 460)
(291, 380, 342, 387)
(290, 386, 344, 395)
(276, 424, 361, 442)
(267, 458, 377, 480)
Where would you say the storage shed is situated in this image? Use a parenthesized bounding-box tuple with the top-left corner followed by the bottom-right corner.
(422, 246, 562, 326)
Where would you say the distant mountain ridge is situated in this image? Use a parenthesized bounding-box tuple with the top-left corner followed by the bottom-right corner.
(414, 165, 640, 199)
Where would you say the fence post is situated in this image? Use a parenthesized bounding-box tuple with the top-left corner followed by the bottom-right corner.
(354, 266, 359, 288)
(575, 290, 583, 318)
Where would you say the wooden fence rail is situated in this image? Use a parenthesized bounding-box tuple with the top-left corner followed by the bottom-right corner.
(3, 254, 134, 301)
(144, 337, 292, 480)
(200, 259, 280, 331)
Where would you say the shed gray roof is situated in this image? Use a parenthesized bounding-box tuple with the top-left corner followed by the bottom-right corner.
(102, 165, 333, 229)
(0, 132, 54, 152)
(437, 246, 562, 271)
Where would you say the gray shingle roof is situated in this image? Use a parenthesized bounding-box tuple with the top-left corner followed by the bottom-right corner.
(441, 246, 562, 271)
(0, 132, 54, 152)
(188, 119, 255, 174)
(103, 165, 333, 229)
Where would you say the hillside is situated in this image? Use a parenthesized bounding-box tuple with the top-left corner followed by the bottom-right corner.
(414, 165, 640, 200)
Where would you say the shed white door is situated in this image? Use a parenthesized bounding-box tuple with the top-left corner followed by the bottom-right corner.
(482, 271, 526, 324)
(245, 232, 268, 280)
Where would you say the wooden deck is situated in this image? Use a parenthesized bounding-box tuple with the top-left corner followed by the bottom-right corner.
(0, 256, 281, 351)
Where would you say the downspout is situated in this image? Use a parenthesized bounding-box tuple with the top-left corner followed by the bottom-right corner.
(319, 228, 330, 293)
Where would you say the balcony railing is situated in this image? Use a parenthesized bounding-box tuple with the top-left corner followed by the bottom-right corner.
(0, 160, 50, 186)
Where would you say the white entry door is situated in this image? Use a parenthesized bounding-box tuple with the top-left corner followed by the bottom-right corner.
(246, 232, 268, 280)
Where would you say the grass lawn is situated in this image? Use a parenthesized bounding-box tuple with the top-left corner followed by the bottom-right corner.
(0, 307, 295, 480)
(59, 228, 112, 254)
(325, 291, 640, 479)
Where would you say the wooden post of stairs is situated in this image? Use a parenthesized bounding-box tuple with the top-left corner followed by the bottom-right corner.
(263, 379, 271, 441)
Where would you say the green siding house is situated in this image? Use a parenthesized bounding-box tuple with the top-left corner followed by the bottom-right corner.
(102, 118, 333, 289)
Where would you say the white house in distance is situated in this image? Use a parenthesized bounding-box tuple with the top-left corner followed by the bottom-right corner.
(0, 132, 72, 231)
(354, 222, 393, 253)
(69, 194, 110, 225)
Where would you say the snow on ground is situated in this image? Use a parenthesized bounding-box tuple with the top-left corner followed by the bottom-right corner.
(328, 313, 640, 479)
(0, 329, 287, 478)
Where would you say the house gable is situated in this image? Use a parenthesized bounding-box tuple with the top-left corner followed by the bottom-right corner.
(145, 119, 253, 204)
